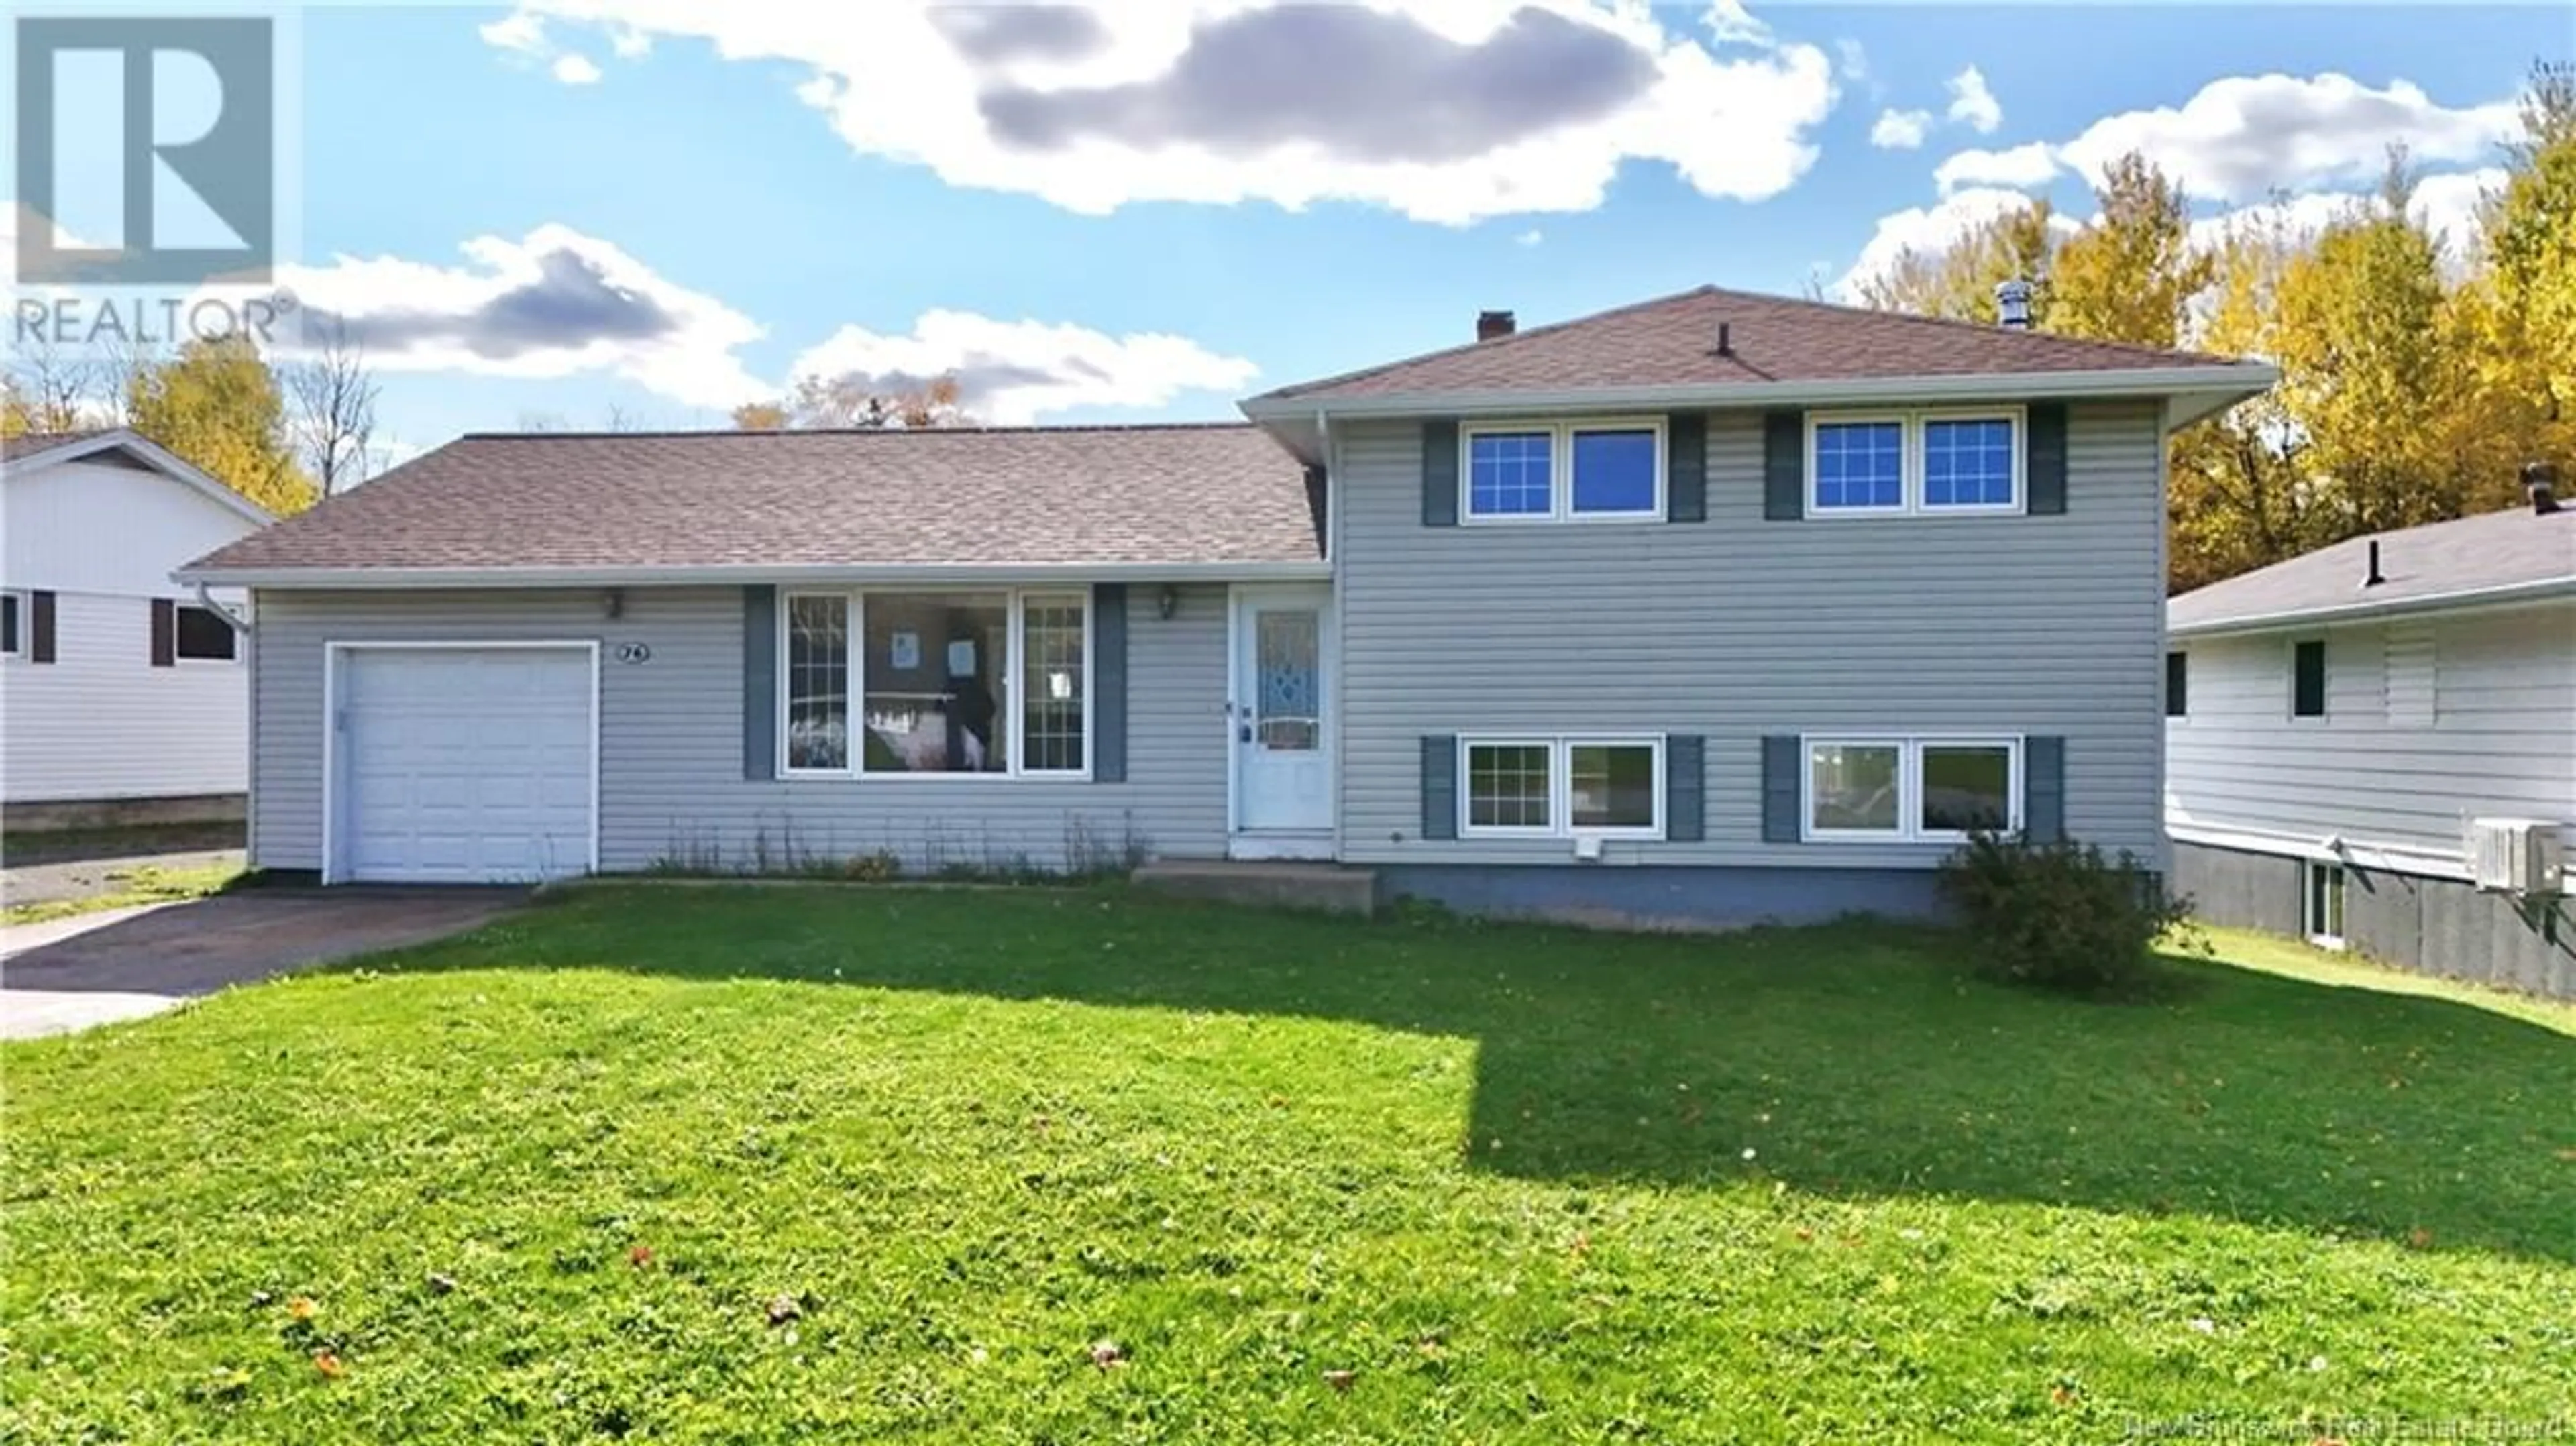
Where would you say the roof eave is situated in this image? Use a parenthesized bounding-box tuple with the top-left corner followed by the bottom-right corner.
(1240, 364, 2279, 424)
(174, 559, 1336, 590)
(2168, 576, 2576, 638)
(8, 428, 276, 527)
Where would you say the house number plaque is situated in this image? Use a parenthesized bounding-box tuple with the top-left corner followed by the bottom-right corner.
(614, 642, 652, 665)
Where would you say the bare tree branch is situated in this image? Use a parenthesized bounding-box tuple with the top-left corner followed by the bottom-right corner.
(283, 320, 379, 498)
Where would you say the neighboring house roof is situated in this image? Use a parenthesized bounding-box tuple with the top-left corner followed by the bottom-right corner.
(1246, 286, 2270, 421)
(2169, 502, 2576, 637)
(1, 427, 276, 527)
(180, 424, 1324, 585)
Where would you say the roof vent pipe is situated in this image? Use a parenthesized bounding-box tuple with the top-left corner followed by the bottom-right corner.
(2527, 460, 2562, 516)
(2363, 539, 2384, 588)
(1477, 309, 1516, 342)
(1994, 278, 2034, 331)
(1716, 321, 1733, 357)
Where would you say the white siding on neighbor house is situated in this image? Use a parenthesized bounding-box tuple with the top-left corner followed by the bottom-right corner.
(1, 455, 258, 802)
(1330, 401, 2170, 869)
(2166, 602, 2576, 871)
(248, 584, 1232, 874)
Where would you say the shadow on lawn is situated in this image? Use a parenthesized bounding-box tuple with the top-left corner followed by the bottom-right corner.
(407, 885, 2576, 1263)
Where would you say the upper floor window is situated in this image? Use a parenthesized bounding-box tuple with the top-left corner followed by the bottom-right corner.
(1464, 421, 1664, 522)
(1809, 409, 2023, 515)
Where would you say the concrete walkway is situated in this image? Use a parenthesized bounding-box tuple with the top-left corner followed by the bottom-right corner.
(0, 889, 523, 1039)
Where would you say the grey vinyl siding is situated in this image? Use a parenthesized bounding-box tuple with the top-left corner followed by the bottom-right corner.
(248, 584, 1230, 874)
(1332, 402, 2169, 869)
(2167, 602, 2576, 863)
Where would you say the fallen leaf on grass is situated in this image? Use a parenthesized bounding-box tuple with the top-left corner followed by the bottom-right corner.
(629, 1245, 655, 1268)
(313, 1351, 345, 1378)
(427, 1273, 458, 1295)
(286, 1297, 318, 1322)
(1090, 1339, 1125, 1369)
(1322, 1369, 1356, 1394)
(767, 1295, 802, 1327)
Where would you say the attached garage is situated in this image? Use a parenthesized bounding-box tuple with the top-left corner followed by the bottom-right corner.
(327, 643, 597, 883)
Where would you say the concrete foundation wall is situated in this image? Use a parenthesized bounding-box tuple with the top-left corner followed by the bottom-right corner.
(2174, 839, 2575, 999)
(1378, 864, 1949, 932)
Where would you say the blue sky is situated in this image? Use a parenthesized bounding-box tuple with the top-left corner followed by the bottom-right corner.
(262, 3, 2565, 461)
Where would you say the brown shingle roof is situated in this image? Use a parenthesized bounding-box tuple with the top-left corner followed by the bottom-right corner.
(184, 424, 1320, 576)
(1253, 285, 2241, 404)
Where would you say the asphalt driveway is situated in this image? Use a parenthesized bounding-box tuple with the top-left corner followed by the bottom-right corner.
(0, 889, 523, 1039)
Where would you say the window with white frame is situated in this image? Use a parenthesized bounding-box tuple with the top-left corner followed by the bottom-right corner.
(1464, 421, 1663, 521)
(0, 592, 23, 657)
(780, 590, 1089, 778)
(174, 604, 239, 662)
(1462, 736, 1660, 837)
(1805, 736, 2019, 841)
(1808, 409, 2023, 514)
(2304, 860, 2347, 948)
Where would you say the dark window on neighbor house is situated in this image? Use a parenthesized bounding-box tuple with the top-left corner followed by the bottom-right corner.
(2165, 650, 2188, 717)
(175, 604, 238, 662)
(2292, 639, 2326, 717)
(0, 592, 21, 656)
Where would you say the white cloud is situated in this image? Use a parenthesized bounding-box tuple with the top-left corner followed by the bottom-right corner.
(1833, 38, 1868, 82)
(480, 1, 1839, 224)
(479, 11, 547, 54)
(2188, 167, 2505, 261)
(1945, 66, 2001, 135)
(551, 54, 602, 85)
(1836, 186, 2077, 301)
(265, 225, 770, 410)
(2058, 73, 2516, 201)
(1514, 228, 1545, 247)
(1870, 107, 1931, 150)
(1933, 141, 2059, 194)
(783, 311, 1258, 425)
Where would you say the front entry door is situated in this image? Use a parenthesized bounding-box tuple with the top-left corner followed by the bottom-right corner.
(1232, 586, 1332, 847)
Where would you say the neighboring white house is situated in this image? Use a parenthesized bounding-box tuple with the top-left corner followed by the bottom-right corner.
(2165, 471, 2575, 997)
(1, 429, 272, 826)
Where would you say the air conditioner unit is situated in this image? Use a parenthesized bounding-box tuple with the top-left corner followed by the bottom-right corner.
(2465, 818, 2565, 895)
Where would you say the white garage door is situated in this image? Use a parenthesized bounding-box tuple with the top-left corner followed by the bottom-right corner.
(335, 646, 596, 883)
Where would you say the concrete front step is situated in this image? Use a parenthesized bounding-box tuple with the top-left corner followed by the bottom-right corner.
(1130, 860, 1379, 916)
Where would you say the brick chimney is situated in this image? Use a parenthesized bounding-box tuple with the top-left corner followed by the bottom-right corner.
(1476, 309, 1516, 342)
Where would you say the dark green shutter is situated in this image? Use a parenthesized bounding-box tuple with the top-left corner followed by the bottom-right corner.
(1421, 734, 1458, 840)
(1666, 414, 1706, 522)
(28, 590, 55, 664)
(2025, 735, 2065, 842)
(1761, 735, 1801, 841)
(150, 597, 176, 667)
(1092, 583, 1127, 783)
(2165, 651, 2188, 718)
(1421, 420, 1459, 526)
(1762, 411, 1805, 520)
(743, 586, 776, 781)
(1665, 734, 1705, 842)
(2026, 403, 2068, 515)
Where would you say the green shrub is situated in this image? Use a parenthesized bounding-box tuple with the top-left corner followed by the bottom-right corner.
(1937, 830, 2192, 994)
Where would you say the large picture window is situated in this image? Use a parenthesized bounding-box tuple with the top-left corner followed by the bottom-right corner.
(780, 590, 1090, 779)
(1805, 735, 2021, 842)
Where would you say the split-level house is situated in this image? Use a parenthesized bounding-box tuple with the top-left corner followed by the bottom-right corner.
(177, 286, 2274, 925)
(2167, 474, 2574, 995)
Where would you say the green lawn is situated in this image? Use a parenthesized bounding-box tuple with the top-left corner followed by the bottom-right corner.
(6, 887, 2572, 1443)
